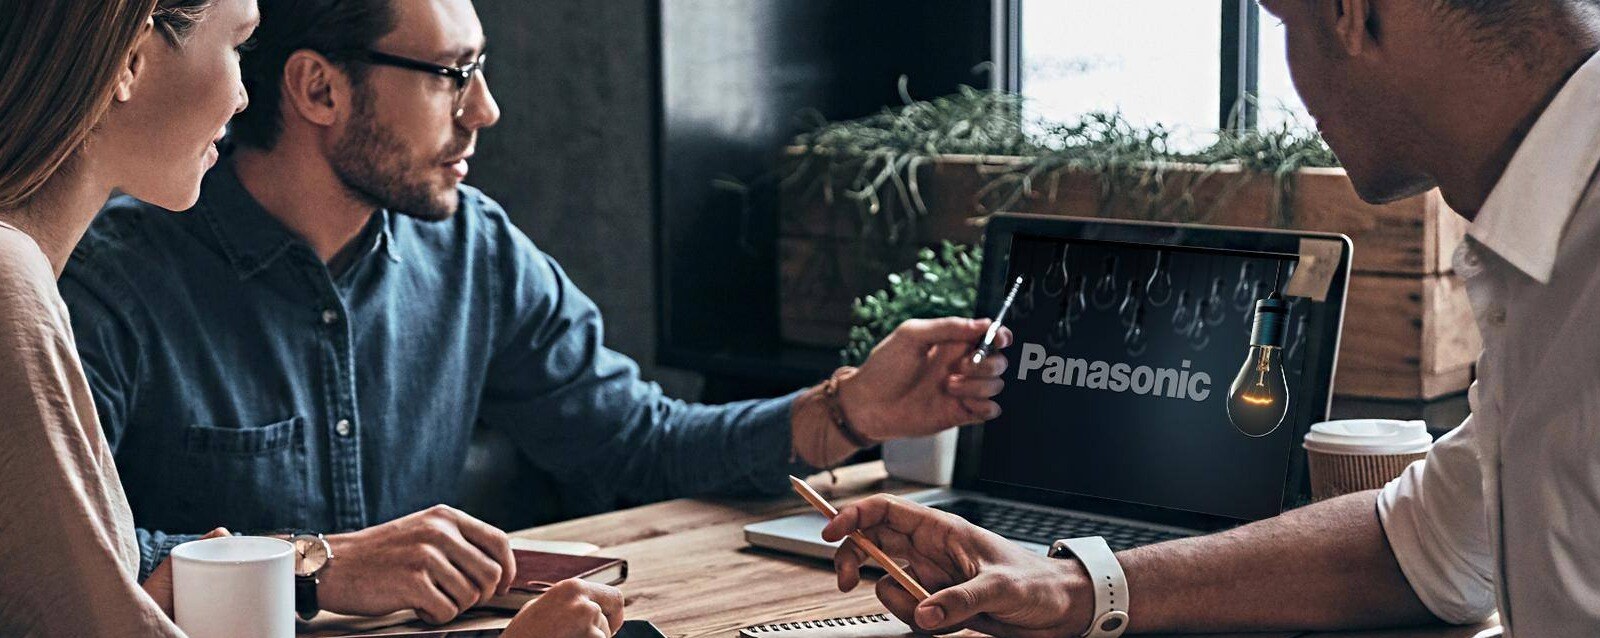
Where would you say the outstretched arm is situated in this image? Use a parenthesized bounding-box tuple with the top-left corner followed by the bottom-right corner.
(825, 492, 1438, 636)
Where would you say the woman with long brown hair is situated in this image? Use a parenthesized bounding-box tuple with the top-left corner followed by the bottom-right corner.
(0, 0, 624, 634)
(0, 1, 256, 632)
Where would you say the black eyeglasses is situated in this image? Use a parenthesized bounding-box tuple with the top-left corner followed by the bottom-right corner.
(350, 49, 487, 114)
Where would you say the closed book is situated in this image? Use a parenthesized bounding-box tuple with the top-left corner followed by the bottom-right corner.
(481, 549, 629, 611)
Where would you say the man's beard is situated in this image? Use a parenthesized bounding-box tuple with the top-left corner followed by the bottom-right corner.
(328, 88, 470, 221)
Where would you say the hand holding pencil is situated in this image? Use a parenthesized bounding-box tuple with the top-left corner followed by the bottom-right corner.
(790, 476, 930, 600)
(817, 492, 1093, 636)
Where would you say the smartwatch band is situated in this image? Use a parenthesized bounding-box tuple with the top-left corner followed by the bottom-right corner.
(1050, 536, 1129, 638)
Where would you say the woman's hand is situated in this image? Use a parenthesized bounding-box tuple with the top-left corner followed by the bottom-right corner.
(140, 527, 232, 618)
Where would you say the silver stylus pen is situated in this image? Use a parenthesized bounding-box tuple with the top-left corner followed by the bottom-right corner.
(972, 275, 1025, 365)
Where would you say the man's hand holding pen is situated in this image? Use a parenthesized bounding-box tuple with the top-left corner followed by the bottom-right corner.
(837, 317, 1014, 442)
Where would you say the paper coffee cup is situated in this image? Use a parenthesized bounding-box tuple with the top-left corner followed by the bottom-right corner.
(1303, 419, 1432, 501)
(171, 536, 295, 638)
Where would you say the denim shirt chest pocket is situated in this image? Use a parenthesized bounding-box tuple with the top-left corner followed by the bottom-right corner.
(179, 416, 311, 530)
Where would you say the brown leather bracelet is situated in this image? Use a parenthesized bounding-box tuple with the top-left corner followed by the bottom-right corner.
(822, 366, 875, 448)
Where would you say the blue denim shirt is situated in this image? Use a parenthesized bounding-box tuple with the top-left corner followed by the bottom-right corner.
(61, 158, 802, 580)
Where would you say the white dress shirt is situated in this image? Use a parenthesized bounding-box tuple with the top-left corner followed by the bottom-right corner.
(1376, 50, 1600, 635)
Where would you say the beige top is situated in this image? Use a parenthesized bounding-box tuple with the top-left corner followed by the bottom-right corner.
(0, 220, 182, 636)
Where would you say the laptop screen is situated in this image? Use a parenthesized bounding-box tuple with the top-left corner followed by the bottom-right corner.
(972, 232, 1323, 523)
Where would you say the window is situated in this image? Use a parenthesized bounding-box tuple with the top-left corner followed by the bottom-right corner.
(1019, 0, 1313, 149)
(1256, 16, 1313, 130)
(1020, 0, 1221, 149)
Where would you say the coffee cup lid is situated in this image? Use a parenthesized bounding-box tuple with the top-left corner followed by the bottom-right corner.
(1302, 419, 1432, 456)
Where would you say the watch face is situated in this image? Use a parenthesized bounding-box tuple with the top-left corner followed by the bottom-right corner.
(293, 536, 329, 577)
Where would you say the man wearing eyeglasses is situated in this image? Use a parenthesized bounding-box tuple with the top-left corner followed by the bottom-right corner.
(57, 0, 1013, 628)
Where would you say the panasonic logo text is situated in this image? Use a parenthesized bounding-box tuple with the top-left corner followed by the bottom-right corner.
(1015, 342, 1212, 402)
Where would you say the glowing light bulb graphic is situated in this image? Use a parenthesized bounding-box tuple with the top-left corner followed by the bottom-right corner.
(1226, 295, 1290, 437)
(1145, 251, 1174, 307)
(1091, 256, 1120, 309)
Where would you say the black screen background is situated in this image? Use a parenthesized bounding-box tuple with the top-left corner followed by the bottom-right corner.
(977, 235, 1314, 522)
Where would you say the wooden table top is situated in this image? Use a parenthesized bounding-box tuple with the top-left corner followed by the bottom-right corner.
(309, 462, 1498, 638)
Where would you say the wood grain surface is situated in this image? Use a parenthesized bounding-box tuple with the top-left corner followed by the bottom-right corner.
(306, 463, 1496, 638)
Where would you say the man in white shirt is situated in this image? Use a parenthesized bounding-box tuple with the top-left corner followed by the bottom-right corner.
(821, 1, 1600, 635)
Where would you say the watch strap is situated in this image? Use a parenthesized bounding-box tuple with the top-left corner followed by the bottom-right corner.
(1050, 536, 1129, 638)
(295, 574, 319, 621)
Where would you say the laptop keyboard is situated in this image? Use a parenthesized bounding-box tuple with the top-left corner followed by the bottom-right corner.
(931, 499, 1189, 551)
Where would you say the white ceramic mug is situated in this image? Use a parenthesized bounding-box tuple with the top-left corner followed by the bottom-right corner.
(171, 536, 295, 638)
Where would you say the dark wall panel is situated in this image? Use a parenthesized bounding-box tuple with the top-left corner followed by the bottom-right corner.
(660, 0, 995, 385)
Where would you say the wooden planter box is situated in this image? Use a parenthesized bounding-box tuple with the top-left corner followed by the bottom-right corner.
(779, 154, 1480, 400)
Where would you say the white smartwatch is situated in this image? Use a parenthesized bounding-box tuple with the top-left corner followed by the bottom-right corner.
(1049, 536, 1129, 638)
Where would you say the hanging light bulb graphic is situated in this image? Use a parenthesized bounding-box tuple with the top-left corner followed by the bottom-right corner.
(1048, 281, 1075, 348)
(1091, 256, 1120, 309)
(1171, 290, 1192, 331)
(1065, 274, 1087, 322)
(1145, 251, 1174, 307)
(1118, 278, 1144, 327)
(1187, 309, 1212, 350)
(1227, 294, 1290, 437)
(1204, 277, 1228, 325)
(1042, 246, 1069, 297)
(1286, 308, 1310, 363)
(1125, 305, 1148, 356)
(1013, 275, 1036, 319)
(1048, 315, 1072, 348)
(1232, 263, 1258, 310)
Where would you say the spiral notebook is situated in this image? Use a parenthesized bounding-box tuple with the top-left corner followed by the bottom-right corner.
(738, 613, 917, 637)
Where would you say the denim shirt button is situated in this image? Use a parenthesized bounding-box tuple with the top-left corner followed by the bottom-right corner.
(334, 419, 352, 437)
(321, 309, 339, 325)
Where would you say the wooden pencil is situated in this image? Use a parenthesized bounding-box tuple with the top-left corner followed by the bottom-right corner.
(789, 475, 932, 601)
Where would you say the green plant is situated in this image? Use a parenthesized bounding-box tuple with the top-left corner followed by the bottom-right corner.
(785, 83, 1341, 238)
(785, 80, 1039, 243)
(842, 242, 982, 365)
(1197, 118, 1341, 227)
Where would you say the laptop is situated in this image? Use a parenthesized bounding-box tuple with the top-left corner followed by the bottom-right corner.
(746, 213, 1352, 558)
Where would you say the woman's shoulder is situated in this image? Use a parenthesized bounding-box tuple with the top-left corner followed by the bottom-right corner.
(0, 221, 69, 331)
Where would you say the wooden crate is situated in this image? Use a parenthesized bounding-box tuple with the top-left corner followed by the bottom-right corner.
(778, 155, 1479, 399)
(1339, 273, 1480, 399)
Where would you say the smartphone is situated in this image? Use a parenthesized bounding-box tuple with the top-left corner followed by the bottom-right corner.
(614, 620, 669, 638)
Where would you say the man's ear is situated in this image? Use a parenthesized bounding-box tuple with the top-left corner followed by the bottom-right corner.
(114, 17, 157, 103)
(281, 50, 349, 128)
(1331, 0, 1377, 57)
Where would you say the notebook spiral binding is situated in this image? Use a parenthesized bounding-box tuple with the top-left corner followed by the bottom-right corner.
(744, 614, 895, 633)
